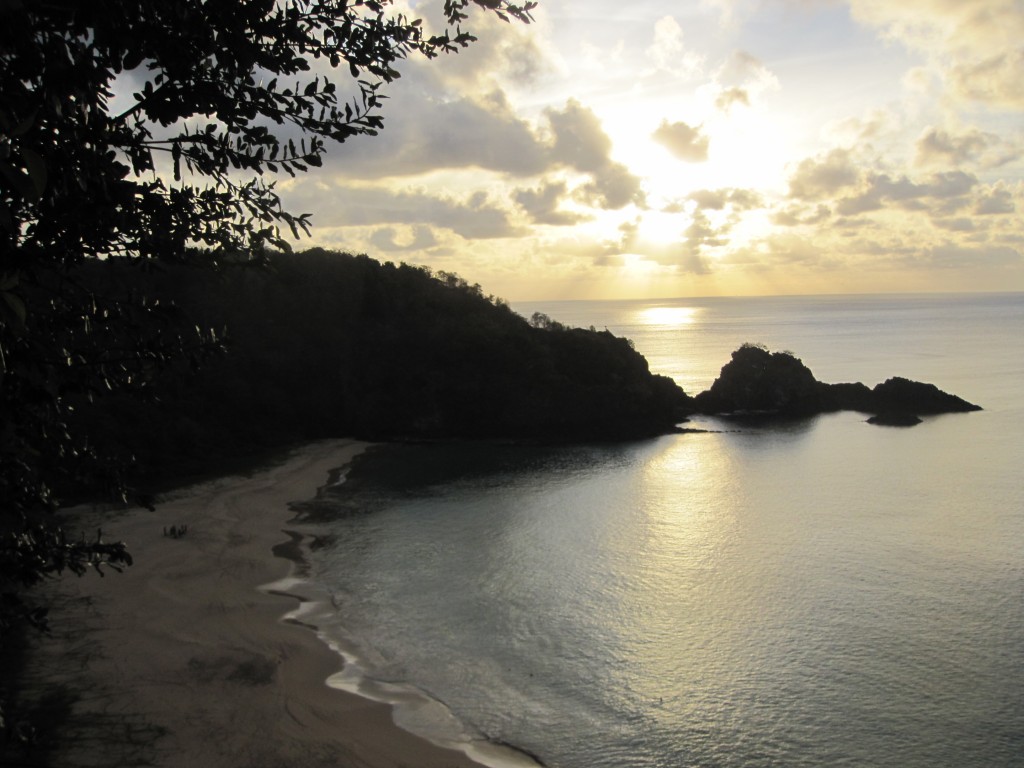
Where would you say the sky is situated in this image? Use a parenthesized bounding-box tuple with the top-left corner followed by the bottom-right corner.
(277, 0, 1024, 300)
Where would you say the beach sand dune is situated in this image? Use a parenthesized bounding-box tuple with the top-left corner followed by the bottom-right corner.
(19, 439, 488, 768)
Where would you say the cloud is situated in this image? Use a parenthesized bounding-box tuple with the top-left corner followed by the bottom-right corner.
(724, 233, 836, 271)
(715, 51, 780, 96)
(700, 0, 760, 28)
(546, 99, 615, 173)
(685, 213, 724, 248)
(645, 16, 704, 77)
(547, 100, 644, 209)
(609, 216, 711, 274)
(849, 0, 1024, 108)
(947, 49, 1024, 108)
(771, 203, 832, 227)
(323, 88, 550, 179)
(787, 149, 861, 200)
(407, 0, 552, 91)
(369, 225, 439, 252)
(823, 109, 897, 146)
(652, 120, 710, 162)
(688, 187, 763, 211)
(932, 217, 976, 233)
(514, 181, 589, 225)
(576, 162, 645, 210)
(316, 91, 642, 211)
(533, 234, 621, 267)
(913, 126, 1006, 168)
(924, 243, 1022, 268)
(849, 0, 1024, 57)
(974, 187, 1016, 215)
(697, 50, 780, 121)
(715, 86, 750, 112)
(294, 183, 523, 239)
(835, 170, 978, 215)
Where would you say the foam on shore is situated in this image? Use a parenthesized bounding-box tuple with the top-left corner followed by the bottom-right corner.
(21, 439, 513, 768)
(265, 463, 546, 768)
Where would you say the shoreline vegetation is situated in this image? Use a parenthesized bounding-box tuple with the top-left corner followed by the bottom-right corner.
(11, 440, 539, 768)
(61, 249, 693, 502)
(65, 250, 978, 504)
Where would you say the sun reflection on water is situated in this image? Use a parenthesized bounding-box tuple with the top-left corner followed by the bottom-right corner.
(638, 306, 701, 327)
(607, 435, 745, 716)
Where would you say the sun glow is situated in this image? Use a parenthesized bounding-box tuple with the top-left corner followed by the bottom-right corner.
(636, 210, 688, 244)
(638, 306, 700, 326)
(600, 97, 798, 207)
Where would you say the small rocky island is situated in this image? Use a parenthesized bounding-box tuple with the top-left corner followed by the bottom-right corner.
(692, 343, 981, 427)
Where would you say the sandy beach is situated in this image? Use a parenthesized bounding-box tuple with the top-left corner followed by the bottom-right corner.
(18, 439, 494, 768)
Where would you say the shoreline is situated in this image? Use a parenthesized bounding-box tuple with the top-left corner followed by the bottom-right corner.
(268, 449, 545, 768)
(17, 439, 533, 768)
(263, 563, 546, 768)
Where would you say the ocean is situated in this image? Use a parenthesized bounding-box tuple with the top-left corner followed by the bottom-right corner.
(296, 293, 1024, 767)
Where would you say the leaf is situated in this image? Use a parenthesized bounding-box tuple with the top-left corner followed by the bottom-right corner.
(0, 158, 39, 201)
(122, 47, 144, 71)
(171, 142, 182, 181)
(21, 148, 47, 196)
(1, 289, 27, 327)
(9, 109, 38, 137)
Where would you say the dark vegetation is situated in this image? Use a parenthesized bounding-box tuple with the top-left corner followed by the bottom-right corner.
(67, 248, 692, 488)
(2, 0, 537, 751)
(693, 343, 981, 423)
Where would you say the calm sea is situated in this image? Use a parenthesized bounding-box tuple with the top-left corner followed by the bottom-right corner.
(299, 293, 1024, 768)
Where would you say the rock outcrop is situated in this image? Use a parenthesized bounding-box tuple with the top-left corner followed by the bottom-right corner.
(693, 344, 981, 425)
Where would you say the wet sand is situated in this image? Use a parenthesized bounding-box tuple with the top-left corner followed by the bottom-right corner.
(21, 439, 493, 768)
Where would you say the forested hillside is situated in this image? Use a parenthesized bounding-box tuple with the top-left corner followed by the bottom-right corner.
(71, 249, 692, 487)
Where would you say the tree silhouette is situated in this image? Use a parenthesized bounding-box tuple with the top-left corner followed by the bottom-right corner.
(0, 0, 534, 747)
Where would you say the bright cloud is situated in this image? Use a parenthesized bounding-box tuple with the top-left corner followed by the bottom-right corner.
(849, 0, 1024, 108)
(269, 0, 1024, 299)
(646, 15, 704, 77)
(652, 121, 711, 163)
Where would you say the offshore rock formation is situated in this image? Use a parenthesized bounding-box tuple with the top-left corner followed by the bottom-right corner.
(693, 344, 981, 425)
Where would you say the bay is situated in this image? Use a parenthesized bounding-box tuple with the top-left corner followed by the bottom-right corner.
(305, 292, 1024, 767)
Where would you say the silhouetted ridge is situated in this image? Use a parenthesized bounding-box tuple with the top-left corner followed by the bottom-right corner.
(693, 343, 980, 425)
(70, 249, 692, 485)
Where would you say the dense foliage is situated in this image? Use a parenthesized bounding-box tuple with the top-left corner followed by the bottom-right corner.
(69, 250, 692, 485)
(1, 0, 534, 746)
